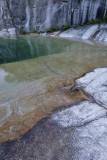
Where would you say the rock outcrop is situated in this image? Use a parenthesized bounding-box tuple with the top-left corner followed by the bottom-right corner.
(0, 0, 107, 34)
(76, 68, 107, 108)
(59, 24, 107, 42)
(0, 68, 107, 160)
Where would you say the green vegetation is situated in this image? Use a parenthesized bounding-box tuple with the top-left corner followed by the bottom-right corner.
(73, 24, 79, 29)
(53, 26, 61, 31)
(46, 26, 61, 33)
(20, 29, 26, 35)
(33, 28, 37, 33)
(61, 25, 70, 30)
(87, 16, 107, 25)
(46, 25, 71, 33)
(20, 16, 107, 35)
(103, 16, 107, 23)
(46, 28, 53, 33)
(38, 31, 45, 34)
(88, 18, 101, 25)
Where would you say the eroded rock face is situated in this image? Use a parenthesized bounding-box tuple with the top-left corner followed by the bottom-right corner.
(0, 0, 107, 34)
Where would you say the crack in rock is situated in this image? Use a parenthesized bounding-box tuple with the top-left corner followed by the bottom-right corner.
(76, 68, 107, 108)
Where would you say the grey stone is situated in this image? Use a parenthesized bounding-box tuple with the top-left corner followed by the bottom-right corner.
(68, 117, 107, 160)
(76, 68, 107, 108)
(59, 24, 107, 41)
(0, 28, 16, 38)
(51, 101, 106, 128)
(0, 68, 107, 159)
(0, 0, 107, 36)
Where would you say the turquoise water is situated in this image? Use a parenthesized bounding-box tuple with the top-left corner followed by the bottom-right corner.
(0, 36, 73, 64)
(0, 36, 107, 93)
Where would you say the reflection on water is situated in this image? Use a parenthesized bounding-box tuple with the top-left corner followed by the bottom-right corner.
(0, 36, 107, 144)
(0, 36, 73, 64)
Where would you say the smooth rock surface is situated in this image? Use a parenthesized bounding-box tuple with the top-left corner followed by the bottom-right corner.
(0, 28, 16, 38)
(59, 24, 107, 41)
(0, 0, 107, 33)
(51, 101, 106, 127)
(0, 68, 107, 159)
(68, 117, 107, 160)
(0, 100, 107, 160)
(76, 68, 107, 108)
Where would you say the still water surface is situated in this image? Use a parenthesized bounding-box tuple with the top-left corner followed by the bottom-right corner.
(0, 36, 107, 143)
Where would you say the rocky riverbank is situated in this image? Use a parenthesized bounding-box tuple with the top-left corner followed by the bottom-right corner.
(0, 68, 107, 160)
(1, 23, 107, 43)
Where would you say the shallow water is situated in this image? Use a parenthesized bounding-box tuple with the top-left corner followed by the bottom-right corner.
(0, 36, 107, 144)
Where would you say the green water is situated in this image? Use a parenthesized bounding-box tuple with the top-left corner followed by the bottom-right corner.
(0, 36, 73, 64)
(0, 36, 107, 93)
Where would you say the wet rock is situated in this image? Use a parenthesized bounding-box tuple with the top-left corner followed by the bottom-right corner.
(0, 118, 73, 160)
(76, 68, 107, 108)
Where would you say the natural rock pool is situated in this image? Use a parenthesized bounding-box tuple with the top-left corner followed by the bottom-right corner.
(0, 36, 107, 144)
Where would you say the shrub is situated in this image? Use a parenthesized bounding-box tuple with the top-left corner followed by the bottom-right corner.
(46, 28, 53, 33)
(53, 26, 61, 31)
(33, 28, 37, 33)
(61, 25, 70, 30)
(73, 24, 79, 29)
(103, 16, 107, 23)
(46, 26, 61, 33)
(38, 31, 44, 34)
(89, 19, 101, 25)
(20, 29, 26, 35)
